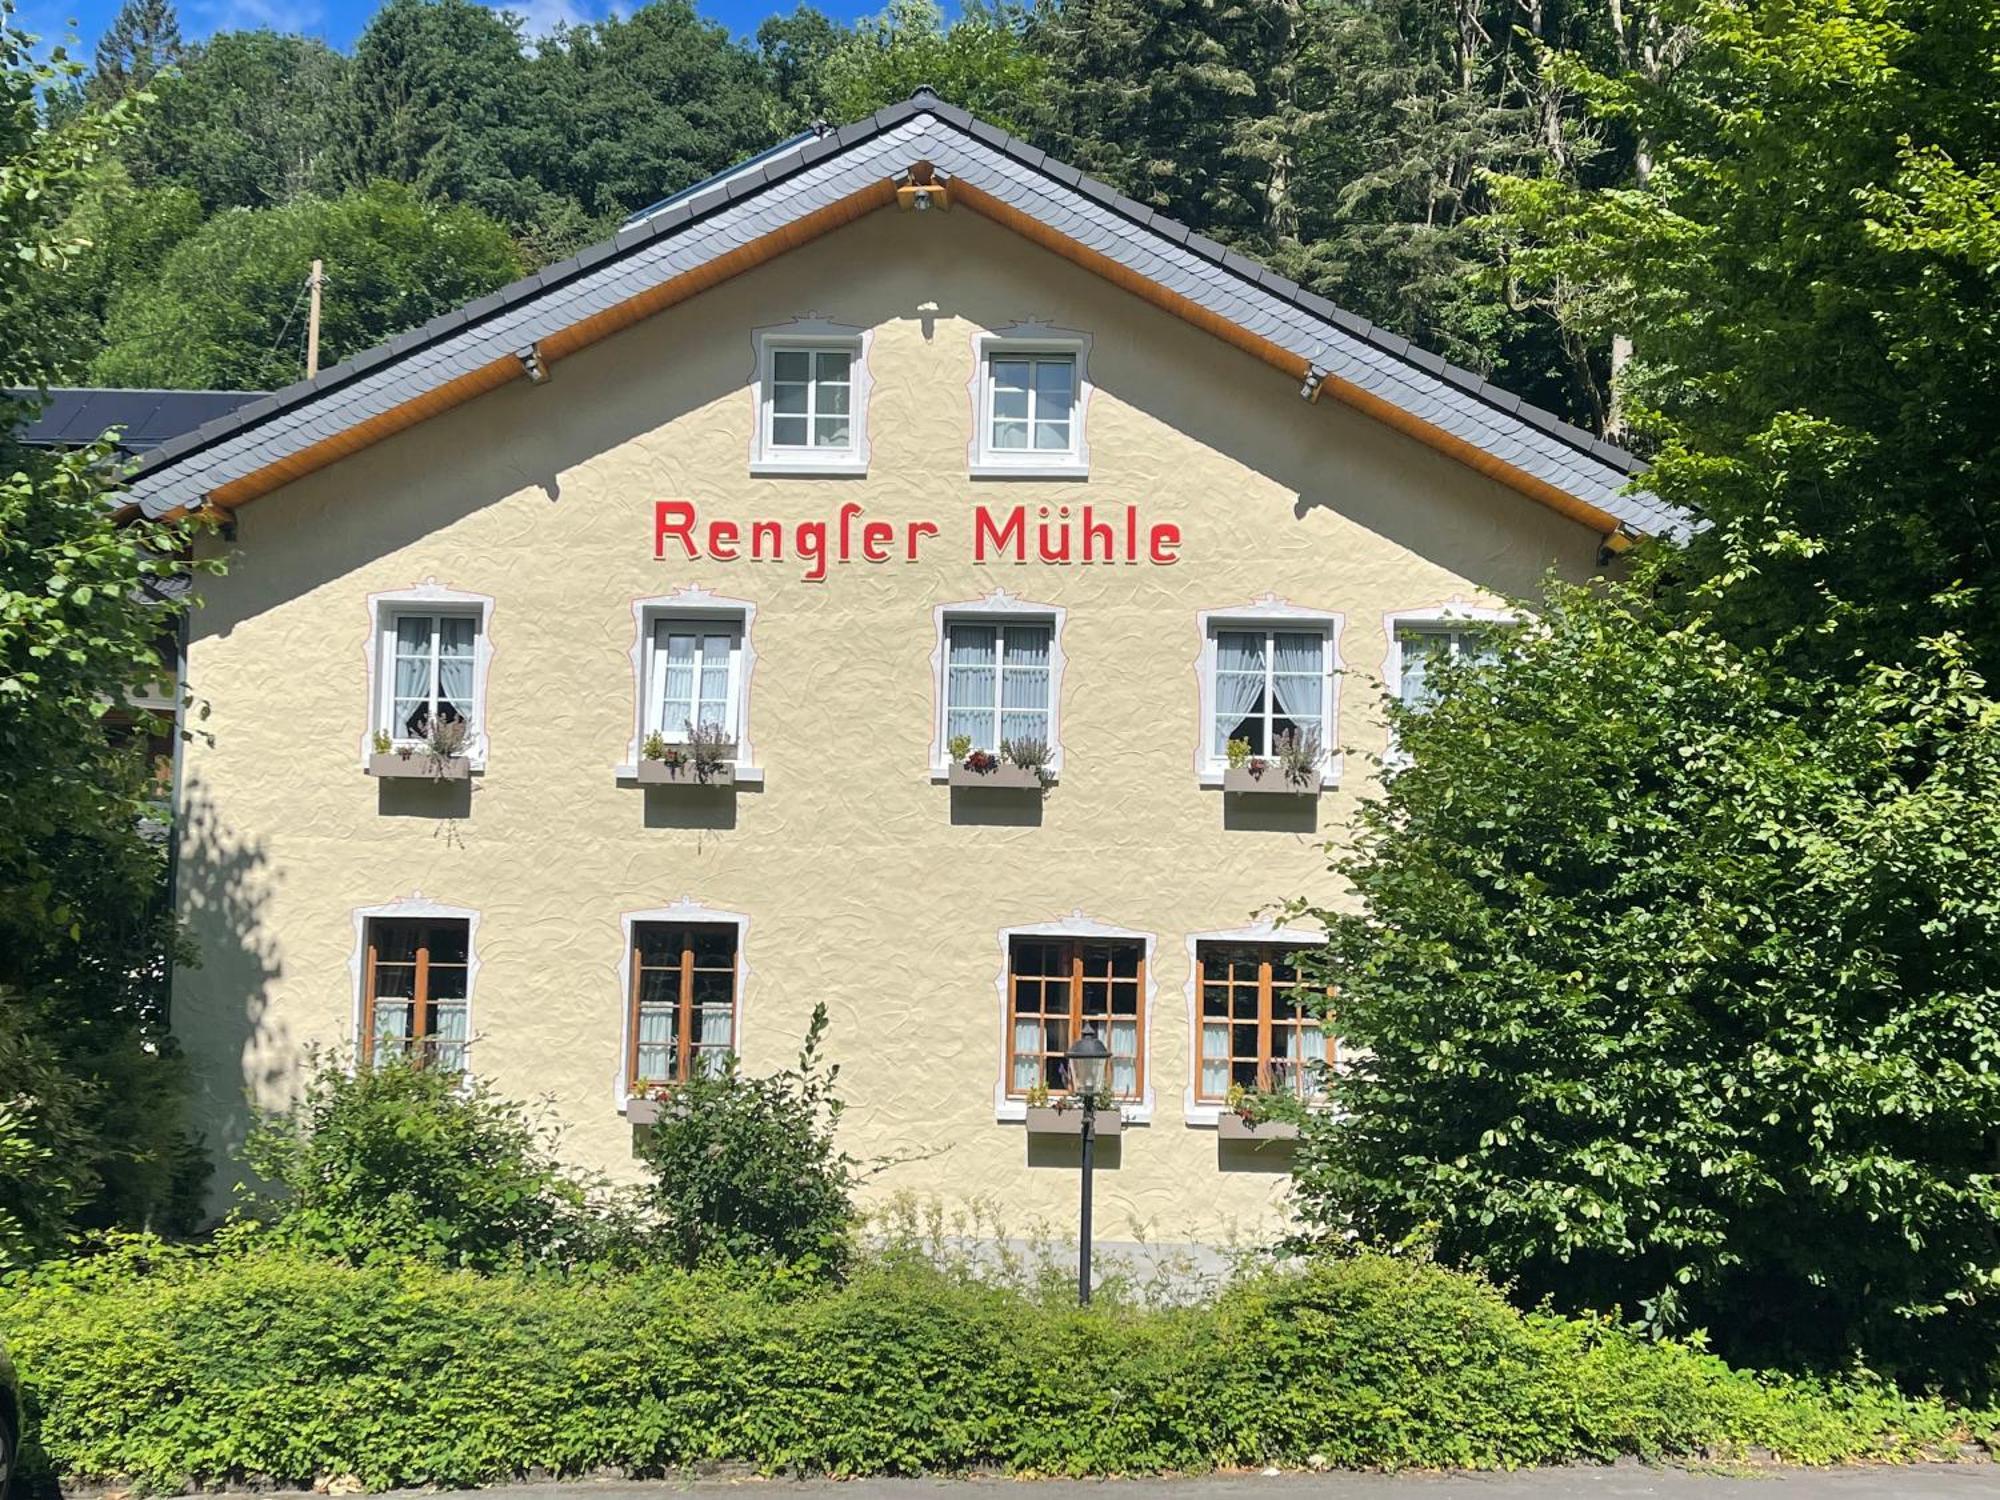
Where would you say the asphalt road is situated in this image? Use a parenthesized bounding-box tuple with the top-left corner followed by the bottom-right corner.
(376, 1467, 2000, 1500)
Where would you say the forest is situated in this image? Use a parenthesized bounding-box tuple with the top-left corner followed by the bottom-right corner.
(42, 0, 1657, 432)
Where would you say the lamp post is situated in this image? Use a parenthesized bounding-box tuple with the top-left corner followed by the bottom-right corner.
(1067, 1027, 1111, 1307)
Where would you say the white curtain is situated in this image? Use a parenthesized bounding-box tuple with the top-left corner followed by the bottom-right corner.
(696, 633, 731, 733)
(1011, 1017, 1040, 1092)
(999, 625, 1050, 745)
(1398, 630, 1450, 709)
(437, 616, 475, 721)
(1108, 1019, 1138, 1098)
(1270, 632, 1322, 743)
(636, 1005, 673, 1082)
(391, 616, 432, 737)
(1212, 631, 1266, 754)
(947, 624, 997, 750)
(1201, 1025, 1230, 1098)
(655, 626, 696, 734)
(696, 1006, 733, 1071)
(431, 1002, 468, 1071)
(372, 1000, 411, 1063)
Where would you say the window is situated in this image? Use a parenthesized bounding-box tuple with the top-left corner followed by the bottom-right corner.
(1007, 937, 1144, 1101)
(1394, 624, 1498, 711)
(646, 619, 740, 745)
(969, 329, 1091, 476)
(1211, 626, 1330, 761)
(628, 922, 738, 1089)
(944, 619, 1051, 755)
(362, 918, 470, 1070)
(380, 610, 478, 744)
(1195, 944, 1332, 1103)
(752, 326, 869, 473)
(988, 354, 1073, 455)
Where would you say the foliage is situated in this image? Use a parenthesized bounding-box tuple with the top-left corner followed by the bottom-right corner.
(1273, 727, 1319, 787)
(815, 0, 1044, 130)
(3, 1237, 1995, 1490)
(1288, 565, 2000, 1388)
(0, 0, 212, 1259)
(632, 1001, 855, 1275)
(240, 1053, 616, 1272)
(88, 0, 180, 102)
(1489, 0, 2000, 668)
(640, 729, 669, 762)
(1000, 734, 1052, 782)
(92, 179, 521, 388)
(1225, 736, 1251, 770)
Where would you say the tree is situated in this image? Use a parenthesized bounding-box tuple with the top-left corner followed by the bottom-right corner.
(758, 4, 842, 128)
(323, 0, 563, 239)
(533, 0, 783, 228)
(88, 0, 181, 101)
(92, 180, 522, 389)
(816, 0, 1044, 131)
(122, 31, 349, 210)
(1289, 0, 2000, 1392)
(0, 0, 212, 1261)
(1489, 0, 2000, 670)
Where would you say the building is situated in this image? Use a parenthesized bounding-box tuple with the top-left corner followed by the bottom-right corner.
(123, 94, 1672, 1250)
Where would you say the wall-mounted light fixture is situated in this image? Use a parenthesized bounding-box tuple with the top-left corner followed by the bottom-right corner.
(516, 344, 549, 385)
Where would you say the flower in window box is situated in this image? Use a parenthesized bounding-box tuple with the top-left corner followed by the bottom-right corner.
(1274, 728, 1323, 789)
(964, 748, 1000, 774)
(948, 733, 973, 763)
(1226, 737, 1253, 771)
(1000, 736, 1053, 787)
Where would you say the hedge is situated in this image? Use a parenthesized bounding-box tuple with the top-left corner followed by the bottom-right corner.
(2, 1240, 1991, 1490)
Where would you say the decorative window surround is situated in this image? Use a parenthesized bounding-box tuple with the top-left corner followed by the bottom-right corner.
(1380, 599, 1518, 767)
(1194, 595, 1344, 788)
(359, 580, 495, 770)
(613, 898, 751, 1115)
(749, 318, 872, 476)
(930, 589, 1067, 779)
(617, 586, 763, 783)
(1182, 919, 1326, 1127)
(992, 910, 1156, 1124)
(347, 893, 482, 1071)
(966, 322, 1093, 479)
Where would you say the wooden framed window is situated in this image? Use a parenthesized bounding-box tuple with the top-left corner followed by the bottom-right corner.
(1195, 943, 1333, 1102)
(362, 918, 470, 1069)
(629, 922, 738, 1089)
(1006, 937, 1143, 1100)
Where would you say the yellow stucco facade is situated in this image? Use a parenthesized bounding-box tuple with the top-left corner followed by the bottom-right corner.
(174, 203, 1608, 1247)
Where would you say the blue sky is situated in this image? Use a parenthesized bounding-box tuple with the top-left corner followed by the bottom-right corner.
(20, 0, 907, 65)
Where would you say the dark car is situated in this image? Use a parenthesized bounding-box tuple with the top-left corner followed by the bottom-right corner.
(0, 1337, 17, 1500)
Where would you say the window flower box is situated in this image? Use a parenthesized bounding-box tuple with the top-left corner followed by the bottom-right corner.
(1024, 1103, 1123, 1137)
(625, 1095, 663, 1126)
(1216, 1112, 1300, 1141)
(369, 751, 470, 781)
(950, 761, 1045, 791)
(1222, 765, 1316, 796)
(637, 757, 735, 787)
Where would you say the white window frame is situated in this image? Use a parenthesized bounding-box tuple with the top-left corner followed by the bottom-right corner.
(1181, 920, 1334, 1128)
(749, 319, 870, 476)
(619, 586, 761, 783)
(348, 894, 482, 1077)
(1381, 602, 1517, 767)
(1194, 596, 1342, 787)
(612, 898, 751, 1116)
(966, 323, 1092, 479)
(360, 580, 494, 771)
(929, 589, 1067, 779)
(992, 909, 1156, 1124)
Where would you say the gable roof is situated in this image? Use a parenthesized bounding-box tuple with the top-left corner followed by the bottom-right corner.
(8, 387, 265, 452)
(122, 92, 1679, 540)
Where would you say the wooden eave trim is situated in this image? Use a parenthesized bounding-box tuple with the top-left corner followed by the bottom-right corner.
(949, 178, 1627, 539)
(176, 180, 899, 515)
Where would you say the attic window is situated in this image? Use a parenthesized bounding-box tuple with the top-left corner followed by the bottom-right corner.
(751, 323, 870, 476)
(969, 328, 1091, 479)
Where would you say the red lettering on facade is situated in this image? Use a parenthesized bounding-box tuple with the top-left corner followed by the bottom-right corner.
(974, 505, 1026, 562)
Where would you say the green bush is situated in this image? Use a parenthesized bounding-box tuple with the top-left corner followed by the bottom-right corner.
(3, 1237, 1992, 1491)
(632, 1002, 856, 1274)
(241, 1053, 619, 1271)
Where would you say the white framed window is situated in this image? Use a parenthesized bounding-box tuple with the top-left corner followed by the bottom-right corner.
(646, 620, 741, 745)
(750, 321, 870, 475)
(1392, 624, 1499, 710)
(967, 324, 1091, 478)
(361, 581, 494, 770)
(621, 588, 761, 782)
(930, 590, 1067, 776)
(1195, 598, 1341, 785)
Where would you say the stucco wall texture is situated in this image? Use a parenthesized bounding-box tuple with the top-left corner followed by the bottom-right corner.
(175, 204, 1605, 1247)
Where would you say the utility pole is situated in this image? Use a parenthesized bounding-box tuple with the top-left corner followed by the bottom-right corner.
(305, 259, 324, 379)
